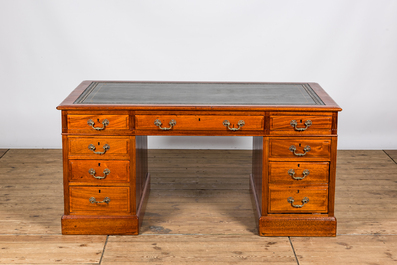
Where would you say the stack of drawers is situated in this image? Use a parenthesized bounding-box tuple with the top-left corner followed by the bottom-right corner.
(258, 112, 337, 236)
(61, 112, 144, 235)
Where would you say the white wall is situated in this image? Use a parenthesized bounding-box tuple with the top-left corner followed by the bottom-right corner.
(1, 0, 396, 149)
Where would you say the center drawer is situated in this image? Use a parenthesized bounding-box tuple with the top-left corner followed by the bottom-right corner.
(135, 115, 264, 131)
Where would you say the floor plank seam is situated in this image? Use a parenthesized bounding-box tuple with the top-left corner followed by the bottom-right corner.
(288, 237, 300, 265)
(0, 149, 10, 159)
(383, 150, 397, 164)
(98, 235, 109, 265)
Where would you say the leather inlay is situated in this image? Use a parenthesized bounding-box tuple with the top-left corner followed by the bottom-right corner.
(74, 82, 325, 105)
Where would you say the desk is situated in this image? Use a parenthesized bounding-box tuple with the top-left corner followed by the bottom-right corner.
(57, 81, 341, 236)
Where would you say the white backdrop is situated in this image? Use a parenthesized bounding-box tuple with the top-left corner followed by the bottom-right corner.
(1, 0, 396, 149)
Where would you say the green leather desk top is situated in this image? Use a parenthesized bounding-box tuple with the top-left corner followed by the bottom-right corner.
(74, 82, 324, 106)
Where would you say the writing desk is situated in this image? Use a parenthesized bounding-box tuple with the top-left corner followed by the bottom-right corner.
(57, 81, 341, 236)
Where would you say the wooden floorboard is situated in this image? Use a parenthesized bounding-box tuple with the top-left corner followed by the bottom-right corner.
(0, 149, 396, 264)
(335, 150, 397, 236)
(0, 235, 106, 264)
(291, 235, 397, 265)
(102, 235, 297, 264)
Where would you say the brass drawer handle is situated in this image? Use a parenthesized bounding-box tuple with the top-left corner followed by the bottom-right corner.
(89, 197, 110, 204)
(289, 145, 311, 156)
(154, 119, 176, 130)
(288, 169, 310, 180)
(223, 120, 245, 131)
(88, 168, 110, 179)
(287, 197, 309, 208)
(87, 119, 109, 131)
(88, 144, 110, 155)
(290, 120, 312, 131)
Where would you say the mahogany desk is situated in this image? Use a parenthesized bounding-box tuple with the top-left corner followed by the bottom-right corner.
(57, 81, 341, 236)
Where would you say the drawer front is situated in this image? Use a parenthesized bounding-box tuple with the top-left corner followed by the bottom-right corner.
(269, 162, 329, 184)
(70, 187, 130, 214)
(269, 186, 328, 213)
(67, 114, 129, 132)
(69, 160, 130, 183)
(135, 115, 264, 131)
(68, 137, 130, 159)
(270, 113, 332, 135)
(269, 138, 331, 160)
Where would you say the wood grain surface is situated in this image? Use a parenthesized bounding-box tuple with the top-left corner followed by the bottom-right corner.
(268, 161, 329, 184)
(136, 114, 264, 131)
(269, 112, 332, 135)
(269, 137, 331, 160)
(68, 136, 130, 159)
(69, 160, 130, 184)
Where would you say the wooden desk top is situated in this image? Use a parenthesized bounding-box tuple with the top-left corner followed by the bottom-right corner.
(57, 81, 341, 111)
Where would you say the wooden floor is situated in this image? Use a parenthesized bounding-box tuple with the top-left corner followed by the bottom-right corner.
(0, 149, 396, 264)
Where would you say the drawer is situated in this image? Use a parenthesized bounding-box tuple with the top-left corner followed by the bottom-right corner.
(270, 113, 332, 135)
(69, 160, 130, 183)
(68, 137, 130, 159)
(269, 138, 331, 160)
(70, 187, 130, 214)
(269, 186, 328, 213)
(135, 115, 264, 131)
(269, 162, 329, 184)
(67, 114, 129, 132)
